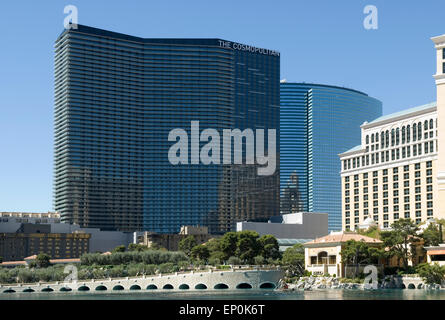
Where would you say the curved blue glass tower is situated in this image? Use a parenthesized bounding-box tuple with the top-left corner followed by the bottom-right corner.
(280, 83, 382, 231)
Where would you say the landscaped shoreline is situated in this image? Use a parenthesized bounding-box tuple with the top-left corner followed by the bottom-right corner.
(281, 276, 444, 291)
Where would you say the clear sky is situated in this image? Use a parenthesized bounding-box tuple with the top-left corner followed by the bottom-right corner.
(0, 0, 444, 212)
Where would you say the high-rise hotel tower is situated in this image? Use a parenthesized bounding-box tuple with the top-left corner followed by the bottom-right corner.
(339, 33, 445, 231)
(432, 34, 445, 221)
(54, 25, 280, 233)
(280, 82, 382, 231)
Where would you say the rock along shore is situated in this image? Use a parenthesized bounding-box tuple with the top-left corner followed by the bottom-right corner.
(281, 276, 443, 291)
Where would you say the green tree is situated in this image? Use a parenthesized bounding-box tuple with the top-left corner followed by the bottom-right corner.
(220, 232, 238, 260)
(422, 223, 442, 247)
(340, 240, 383, 278)
(416, 263, 445, 284)
(206, 238, 225, 262)
(190, 245, 210, 262)
(127, 243, 149, 252)
(236, 231, 261, 264)
(178, 235, 197, 256)
(258, 235, 280, 260)
(35, 253, 51, 268)
(112, 245, 126, 253)
(381, 219, 421, 270)
(281, 243, 305, 275)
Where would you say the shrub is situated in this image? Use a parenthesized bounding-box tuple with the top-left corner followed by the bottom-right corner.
(227, 256, 242, 265)
(254, 255, 265, 265)
(416, 263, 445, 285)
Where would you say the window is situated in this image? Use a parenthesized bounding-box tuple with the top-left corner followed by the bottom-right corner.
(418, 122, 422, 140)
(402, 126, 406, 144)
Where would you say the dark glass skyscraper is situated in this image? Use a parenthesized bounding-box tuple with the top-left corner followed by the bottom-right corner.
(280, 83, 382, 231)
(54, 25, 280, 234)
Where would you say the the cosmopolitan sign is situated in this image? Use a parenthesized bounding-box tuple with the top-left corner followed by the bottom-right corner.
(168, 121, 276, 176)
(218, 40, 280, 57)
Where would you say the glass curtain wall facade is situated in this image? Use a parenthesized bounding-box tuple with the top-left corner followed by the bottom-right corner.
(54, 25, 279, 234)
(280, 83, 382, 231)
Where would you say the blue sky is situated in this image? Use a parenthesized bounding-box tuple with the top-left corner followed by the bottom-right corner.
(0, 0, 444, 212)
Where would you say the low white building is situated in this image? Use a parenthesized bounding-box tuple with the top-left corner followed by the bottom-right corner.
(236, 212, 329, 251)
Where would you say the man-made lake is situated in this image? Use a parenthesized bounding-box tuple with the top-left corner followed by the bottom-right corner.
(1, 289, 445, 300)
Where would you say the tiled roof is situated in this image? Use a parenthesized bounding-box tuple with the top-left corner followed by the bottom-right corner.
(366, 102, 436, 125)
(304, 232, 382, 246)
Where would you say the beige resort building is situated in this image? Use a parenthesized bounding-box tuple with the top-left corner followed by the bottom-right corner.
(339, 33, 445, 231)
(304, 232, 383, 277)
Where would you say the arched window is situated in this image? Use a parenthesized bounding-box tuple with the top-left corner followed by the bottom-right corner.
(371, 134, 374, 143)
(424, 120, 428, 130)
(418, 122, 422, 140)
(402, 126, 406, 144)
(381, 132, 385, 148)
(430, 119, 434, 130)
(396, 128, 400, 145)
(385, 130, 389, 147)
(407, 125, 411, 142)
(391, 129, 395, 146)
(413, 123, 417, 142)
(366, 135, 369, 144)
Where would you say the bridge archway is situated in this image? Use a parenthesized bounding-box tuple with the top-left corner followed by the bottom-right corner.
(214, 283, 229, 290)
(163, 284, 174, 290)
(78, 286, 90, 291)
(113, 285, 125, 291)
(41, 287, 54, 292)
(260, 282, 275, 289)
(236, 283, 252, 289)
(95, 285, 107, 291)
(3, 289, 15, 293)
(23, 288, 35, 293)
(195, 283, 207, 290)
(130, 285, 141, 290)
(408, 283, 415, 289)
(147, 284, 158, 290)
(59, 287, 72, 292)
(179, 284, 190, 290)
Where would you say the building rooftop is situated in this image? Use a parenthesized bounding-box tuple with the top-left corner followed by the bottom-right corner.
(342, 144, 363, 154)
(365, 102, 436, 126)
(280, 82, 368, 96)
(304, 231, 382, 246)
